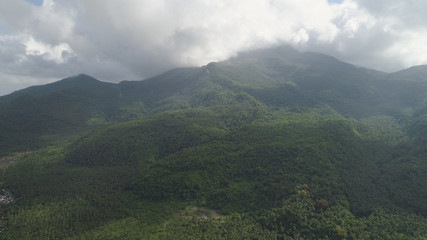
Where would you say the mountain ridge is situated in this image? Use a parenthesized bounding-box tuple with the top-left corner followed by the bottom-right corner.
(1, 45, 427, 239)
(2, 45, 427, 154)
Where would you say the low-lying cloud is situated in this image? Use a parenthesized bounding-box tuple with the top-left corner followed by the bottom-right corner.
(1, 0, 427, 95)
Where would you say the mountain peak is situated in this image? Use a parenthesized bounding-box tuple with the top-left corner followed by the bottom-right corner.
(232, 45, 300, 61)
(390, 65, 427, 81)
(0, 74, 106, 101)
(59, 74, 100, 83)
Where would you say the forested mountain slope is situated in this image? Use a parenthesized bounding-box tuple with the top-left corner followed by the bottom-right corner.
(0, 74, 121, 154)
(2, 46, 427, 155)
(1, 46, 427, 239)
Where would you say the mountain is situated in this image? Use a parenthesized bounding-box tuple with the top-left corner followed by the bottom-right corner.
(1, 46, 427, 239)
(0, 74, 121, 154)
(389, 65, 427, 81)
(2, 46, 427, 155)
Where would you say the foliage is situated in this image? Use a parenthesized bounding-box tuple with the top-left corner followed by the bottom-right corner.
(1, 46, 427, 239)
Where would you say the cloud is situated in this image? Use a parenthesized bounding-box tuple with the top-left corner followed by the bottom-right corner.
(0, 0, 427, 95)
(24, 36, 74, 63)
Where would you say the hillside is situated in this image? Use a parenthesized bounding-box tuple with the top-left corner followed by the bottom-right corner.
(0, 74, 121, 154)
(1, 46, 427, 239)
(2, 46, 427, 155)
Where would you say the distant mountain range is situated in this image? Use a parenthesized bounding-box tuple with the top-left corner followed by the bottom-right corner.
(1, 45, 427, 239)
(1, 45, 427, 154)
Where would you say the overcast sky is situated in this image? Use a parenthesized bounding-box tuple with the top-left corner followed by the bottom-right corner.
(1, 0, 427, 96)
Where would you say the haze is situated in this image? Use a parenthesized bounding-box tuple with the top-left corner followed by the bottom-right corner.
(1, 0, 427, 95)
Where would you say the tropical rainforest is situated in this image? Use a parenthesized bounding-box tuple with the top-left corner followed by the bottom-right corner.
(1, 46, 427, 239)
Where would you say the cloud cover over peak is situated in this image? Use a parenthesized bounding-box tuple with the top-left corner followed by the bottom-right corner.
(0, 0, 427, 95)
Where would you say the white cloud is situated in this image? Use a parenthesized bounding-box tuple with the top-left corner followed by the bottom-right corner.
(384, 29, 427, 67)
(1, 0, 427, 95)
(25, 36, 74, 63)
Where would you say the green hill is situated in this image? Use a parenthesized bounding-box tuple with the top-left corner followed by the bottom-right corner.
(1, 46, 427, 239)
(0, 74, 121, 154)
(3, 46, 427, 154)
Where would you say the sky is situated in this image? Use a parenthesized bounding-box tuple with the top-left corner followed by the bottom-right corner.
(1, 0, 427, 96)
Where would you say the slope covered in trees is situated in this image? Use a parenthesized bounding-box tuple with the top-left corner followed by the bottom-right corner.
(1, 46, 427, 239)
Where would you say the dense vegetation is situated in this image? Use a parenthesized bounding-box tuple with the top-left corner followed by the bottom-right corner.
(1, 46, 427, 239)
